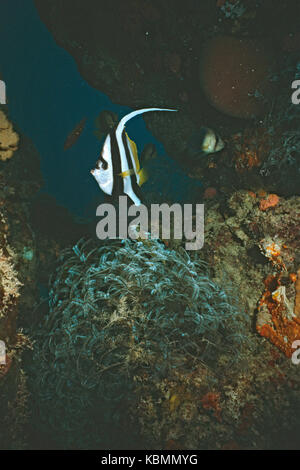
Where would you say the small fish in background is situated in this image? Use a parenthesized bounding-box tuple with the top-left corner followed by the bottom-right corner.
(187, 127, 225, 159)
(93, 110, 118, 141)
(63, 117, 86, 150)
(140, 143, 158, 163)
(91, 108, 177, 206)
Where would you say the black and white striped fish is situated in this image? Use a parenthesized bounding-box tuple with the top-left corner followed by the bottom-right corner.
(91, 108, 177, 206)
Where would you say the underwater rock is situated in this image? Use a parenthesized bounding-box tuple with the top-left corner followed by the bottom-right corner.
(282, 31, 300, 53)
(199, 35, 277, 119)
(0, 110, 19, 161)
(164, 52, 181, 75)
(30, 193, 89, 244)
(94, 110, 118, 140)
(140, 142, 157, 163)
(201, 189, 300, 355)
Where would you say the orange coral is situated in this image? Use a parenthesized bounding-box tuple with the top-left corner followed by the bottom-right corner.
(201, 392, 222, 421)
(256, 274, 300, 357)
(232, 127, 271, 173)
(259, 194, 280, 211)
(235, 148, 260, 173)
(260, 240, 286, 270)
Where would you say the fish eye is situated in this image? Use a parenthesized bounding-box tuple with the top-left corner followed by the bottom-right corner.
(101, 159, 108, 170)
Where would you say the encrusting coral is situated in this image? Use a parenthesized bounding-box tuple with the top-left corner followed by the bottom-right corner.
(31, 238, 246, 448)
(0, 110, 19, 161)
(0, 208, 32, 449)
(0, 210, 22, 343)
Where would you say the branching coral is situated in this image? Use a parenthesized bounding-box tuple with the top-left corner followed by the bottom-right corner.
(31, 238, 246, 448)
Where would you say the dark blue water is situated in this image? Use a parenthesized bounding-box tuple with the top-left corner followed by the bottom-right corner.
(0, 0, 201, 218)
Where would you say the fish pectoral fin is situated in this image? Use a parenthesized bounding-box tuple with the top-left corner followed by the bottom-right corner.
(119, 167, 148, 185)
(137, 168, 148, 186)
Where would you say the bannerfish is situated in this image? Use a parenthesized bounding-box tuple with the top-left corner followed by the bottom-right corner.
(91, 108, 177, 206)
(63, 117, 87, 151)
(188, 127, 224, 159)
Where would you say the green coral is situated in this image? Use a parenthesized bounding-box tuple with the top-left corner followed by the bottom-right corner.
(31, 238, 247, 448)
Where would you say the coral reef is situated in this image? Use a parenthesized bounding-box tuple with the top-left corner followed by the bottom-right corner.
(0, 208, 32, 449)
(30, 238, 245, 448)
(0, 104, 46, 449)
(26, 193, 300, 450)
(256, 273, 300, 358)
(3, 0, 298, 450)
(0, 110, 19, 161)
(0, 210, 21, 347)
(203, 189, 300, 361)
(259, 194, 279, 211)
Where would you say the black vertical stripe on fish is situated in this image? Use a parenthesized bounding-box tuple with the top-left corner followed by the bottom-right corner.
(109, 128, 124, 200)
(214, 135, 219, 151)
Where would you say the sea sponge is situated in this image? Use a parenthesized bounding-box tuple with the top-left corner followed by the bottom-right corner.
(31, 238, 245, 448)
(259, 194, 280, 211)
(199, 35, 276, 119)
(0, 110, 19, 161)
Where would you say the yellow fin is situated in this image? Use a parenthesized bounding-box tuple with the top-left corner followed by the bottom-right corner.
(119, 169, 135, 178)
(126, 133, 140, 172)
(137, 167, 148, 186)
(122, 134, 149, 186)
